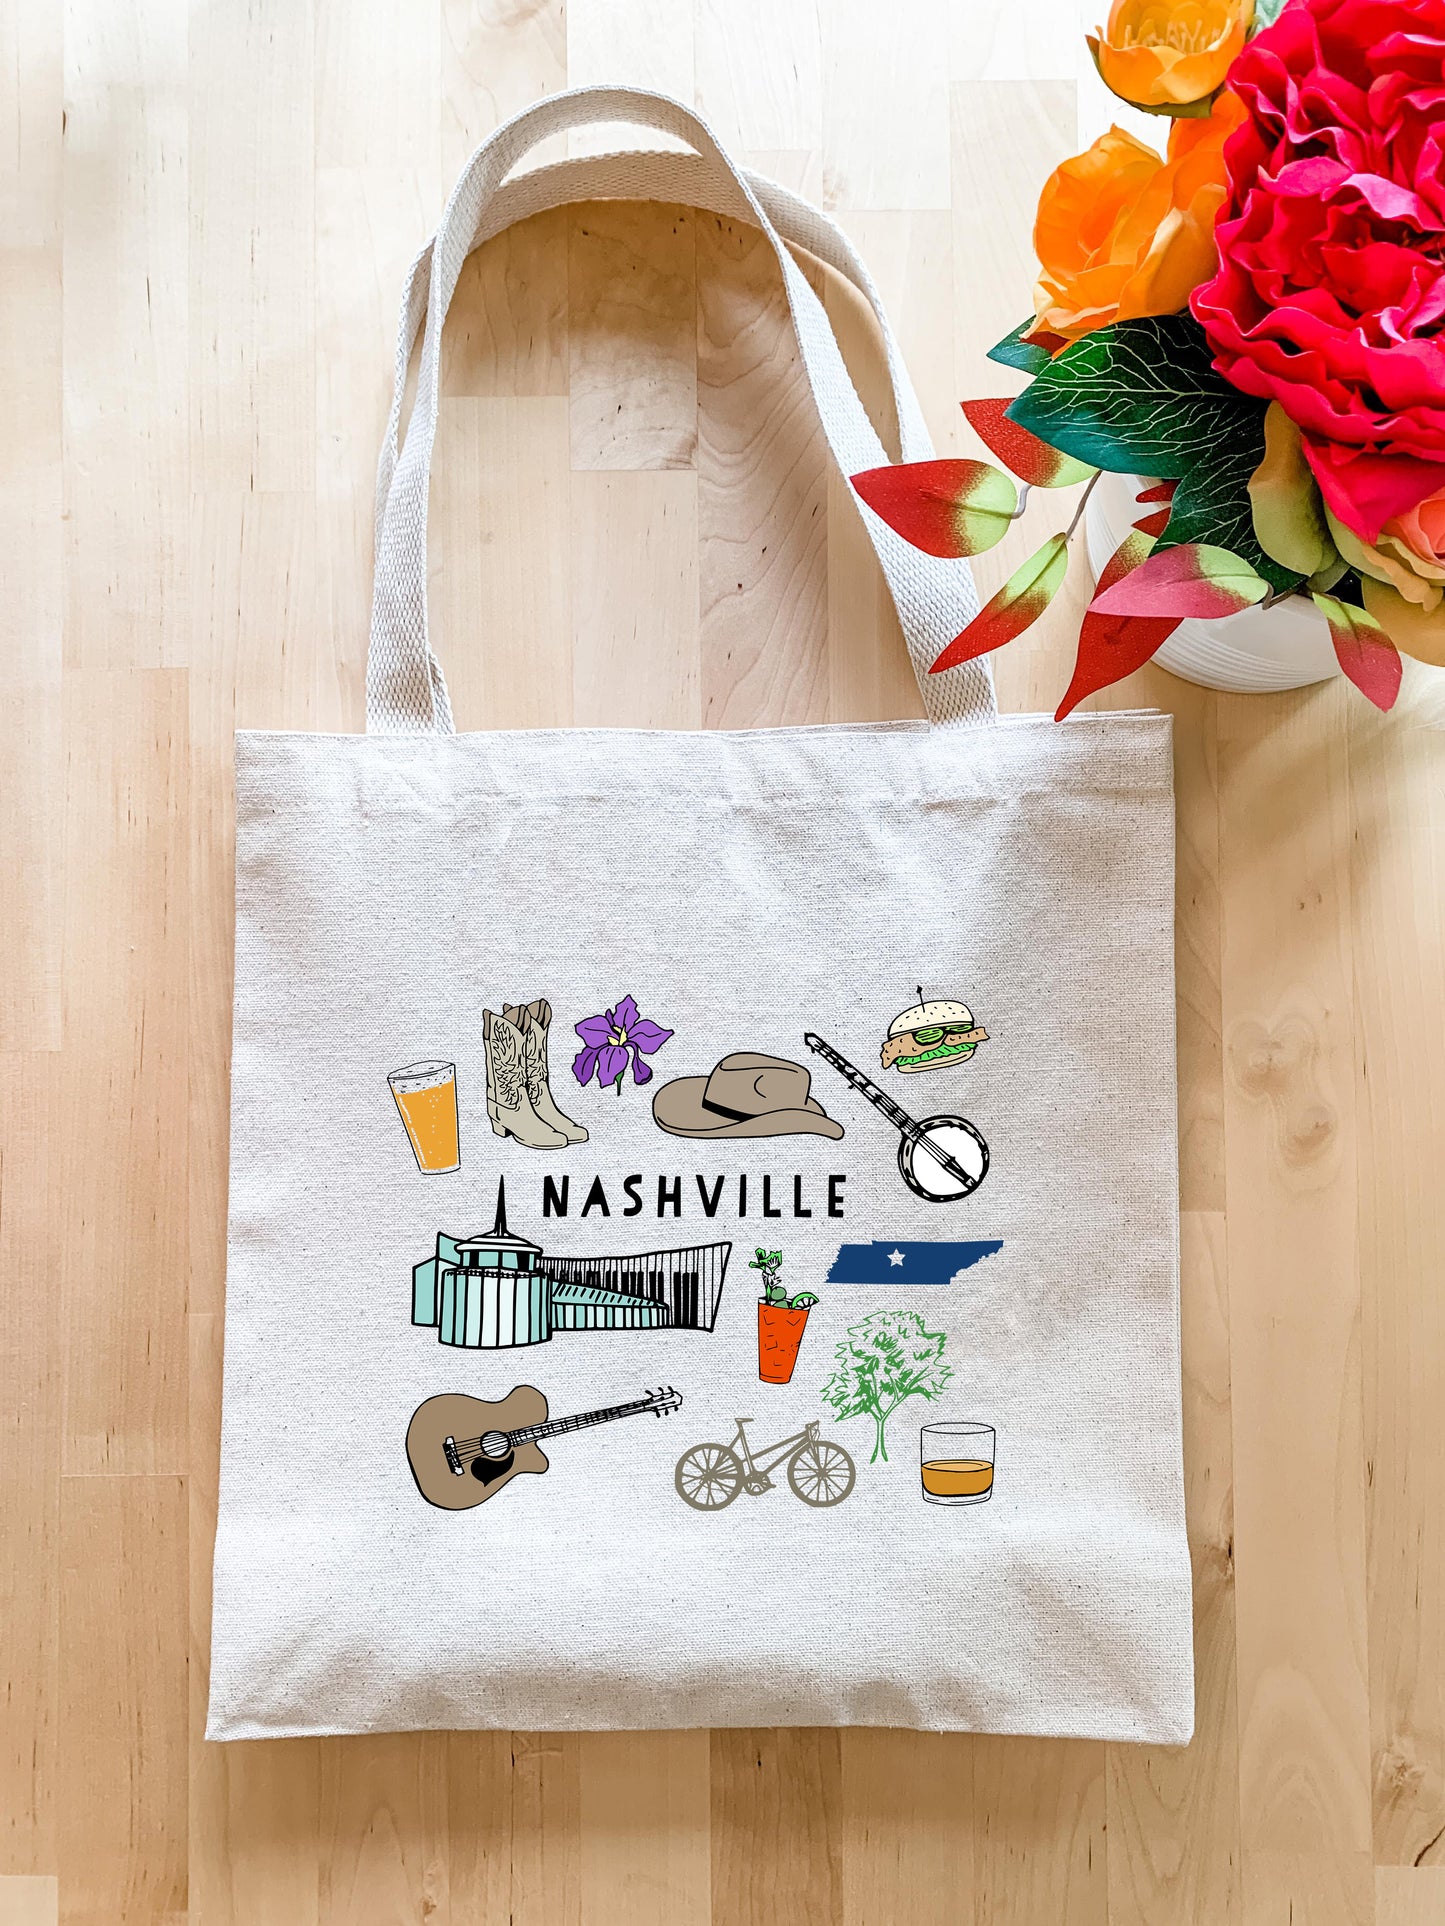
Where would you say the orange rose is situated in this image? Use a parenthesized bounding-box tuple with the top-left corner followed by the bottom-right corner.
(1032, 90, 1246, 343)
(1089, 0, 1253, 113)
(1327, 484, 1445, 666)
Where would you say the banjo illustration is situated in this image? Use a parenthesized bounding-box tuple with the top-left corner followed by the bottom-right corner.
(803, 1033, 990, 1203)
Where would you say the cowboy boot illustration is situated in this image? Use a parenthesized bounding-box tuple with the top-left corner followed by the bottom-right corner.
(505, 998, 589, 1145)
(484, 1007, 567, 1149)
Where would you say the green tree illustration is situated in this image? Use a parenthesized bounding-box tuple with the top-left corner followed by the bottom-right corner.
(819, 1310, 952, 1464)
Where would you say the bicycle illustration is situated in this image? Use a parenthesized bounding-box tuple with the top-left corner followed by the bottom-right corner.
(674, 1417, 856, 1510)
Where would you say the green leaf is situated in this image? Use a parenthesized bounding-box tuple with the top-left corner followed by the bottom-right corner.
(1248, 402, 1338, 577)
(1006, 314, 1304, 593)
(1306, 556, 1348, 594)
(986, 317, 1060, 377)
(1250, 0, 1291, 31)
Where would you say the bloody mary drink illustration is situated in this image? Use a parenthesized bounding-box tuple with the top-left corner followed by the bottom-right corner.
(750, 1248, 817, 1384)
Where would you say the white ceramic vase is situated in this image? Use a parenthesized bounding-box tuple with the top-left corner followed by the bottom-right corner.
(1084, 468, 1339, 693)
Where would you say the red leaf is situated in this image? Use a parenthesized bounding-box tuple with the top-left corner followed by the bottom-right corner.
(1312, 593, 1403, 711)
(1336, 632, 1402, 709)
(961, 398, 1095, 488)
(930, 533, 1071, 673)
(1055, 529, 1179, 718)
(1134, 481, 1177, 505)
(1133, 508, 1172, 537)
(1096, 526, 1156, 595)
(1088, 542, 1270, 619)
(850, 458, 1015, 558)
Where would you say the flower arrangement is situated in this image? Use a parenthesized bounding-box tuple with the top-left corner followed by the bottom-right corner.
(854, 0, 1445, 714)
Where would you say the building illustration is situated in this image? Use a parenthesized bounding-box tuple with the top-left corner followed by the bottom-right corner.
(411, 1180, 731, 1350)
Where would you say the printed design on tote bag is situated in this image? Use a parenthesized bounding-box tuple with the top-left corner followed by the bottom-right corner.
(826, 1239, 1003, 1284)
(881, 991, 989, 1075)
(750, 1248, 818, 1385)
(919, 1421, 996, 1507)
(533, 1168, 847, 1221)
(819, 1310, 952, 1464)
(388, 1060, 462, 1173)
(651, 1050, 844, 1141)
(486, 999, 590, 1148)
(674, 1415, 855, 1511)
(411, 1179, 731, 1348)
(406, 1384, 681, 1511)
(572, 994, 673, 1095)
(804, 1033, 989, 1202)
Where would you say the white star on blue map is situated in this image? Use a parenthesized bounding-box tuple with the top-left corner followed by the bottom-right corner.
(888, 1248, 905, 1266)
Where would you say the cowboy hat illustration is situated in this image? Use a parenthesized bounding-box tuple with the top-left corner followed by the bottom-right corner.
(651, 1051, 844, 1141)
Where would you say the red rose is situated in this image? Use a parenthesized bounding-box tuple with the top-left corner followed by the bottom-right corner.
(1191, 0, 1445, 542)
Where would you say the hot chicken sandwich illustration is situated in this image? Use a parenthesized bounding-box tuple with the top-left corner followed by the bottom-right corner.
(881, 993, 988, 1074)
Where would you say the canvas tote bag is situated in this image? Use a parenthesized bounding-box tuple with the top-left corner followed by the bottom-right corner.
(207, 86, 1194, 1743)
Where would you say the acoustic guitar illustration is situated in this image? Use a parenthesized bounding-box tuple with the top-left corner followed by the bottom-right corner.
(803, 1032, 990, 1202)
(406, 1384, 682, 1510)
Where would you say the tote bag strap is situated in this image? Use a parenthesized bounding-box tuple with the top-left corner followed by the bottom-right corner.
(368, 86, 994, 736)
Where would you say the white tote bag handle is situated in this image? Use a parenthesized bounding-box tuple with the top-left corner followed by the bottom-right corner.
(368, 85, 994, 735)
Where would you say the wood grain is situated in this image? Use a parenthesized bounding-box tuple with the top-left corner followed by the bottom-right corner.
(59, 669, 190, 1478)
(1219, 691, 1374, 1921)
(696, 213, 829, 728)
(579, 1731, 710, 1924)
(0, 1058, 59, 1874)
(4, 3, 1443, 1921)
(569, 202, 698, 470)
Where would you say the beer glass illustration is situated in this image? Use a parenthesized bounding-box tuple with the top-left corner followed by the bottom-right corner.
(919, 1420, 995, 1506)
(389, 1061, 461, 1174)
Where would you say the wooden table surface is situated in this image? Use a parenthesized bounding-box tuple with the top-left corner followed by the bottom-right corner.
(4, 3, 1443, 1922)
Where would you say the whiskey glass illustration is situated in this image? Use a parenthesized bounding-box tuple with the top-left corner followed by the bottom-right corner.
(919, 1421, 994, 1506)
(389, 1061, 461, 1174)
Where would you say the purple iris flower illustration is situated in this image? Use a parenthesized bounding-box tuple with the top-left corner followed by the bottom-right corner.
(573, 995, 674, 1092)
